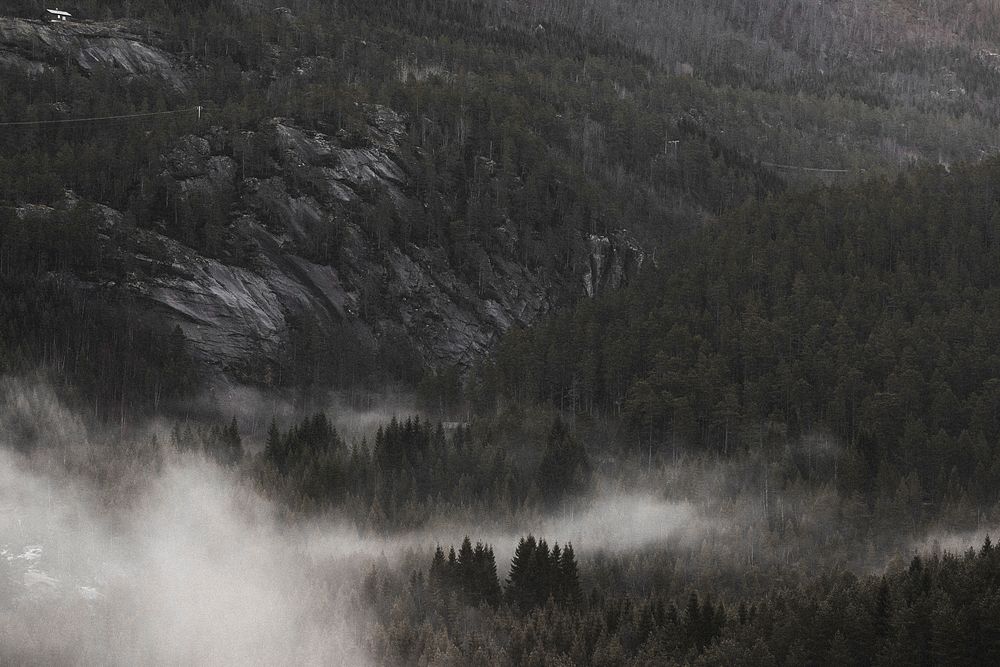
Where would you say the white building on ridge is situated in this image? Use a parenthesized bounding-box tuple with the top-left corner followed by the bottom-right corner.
(45, 9, 73, 22)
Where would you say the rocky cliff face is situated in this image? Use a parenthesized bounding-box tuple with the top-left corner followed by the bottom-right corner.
(136, 109, 565, 379)
(583, 231, 645, 298)
(21, 105, 643, 385)
(0, 17, 186, 89)
(1, 17, 644, 386)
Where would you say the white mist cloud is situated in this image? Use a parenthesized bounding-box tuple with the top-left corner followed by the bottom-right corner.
(9, 374, 977, 664)
(0, 447, 371, 666)
(299, 493, 704, 580)
(1, 378, 689, 666)
(909, 525, 1000, 562)
(182, 382, 420, 448)
(0, 376, 88, 455)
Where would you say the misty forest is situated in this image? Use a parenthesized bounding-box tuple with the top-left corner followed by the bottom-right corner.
(7, 0, 1000, 665)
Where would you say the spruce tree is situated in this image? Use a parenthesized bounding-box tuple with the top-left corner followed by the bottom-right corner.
(457, 536, 475, 601)
(507, 535, 537, 610)
(685, 592, 702, 651)
(537, 417, 591, 505)
(265, 418, 284, 470)
(560, 543, 581, 607)
(482, 545, 501, 607)
(550, 543, 563, 602)
(534, 539, 552, 607)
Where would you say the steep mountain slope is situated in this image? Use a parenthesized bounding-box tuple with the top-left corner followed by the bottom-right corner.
(0, 11, 667, 401)
(3, 0, 1000, 409)
(7, 101, 644, 386)
(0, 16, 186, 89)
(80, 107, 632, 381)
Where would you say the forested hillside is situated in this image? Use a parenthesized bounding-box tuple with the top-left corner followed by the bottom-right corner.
(4, 0, 1000, 416)
(7, 2, 1000, 665)
(504, 0, 1000, 169)
(487, 157, 1000, 503)
(0, 0, 793, 415)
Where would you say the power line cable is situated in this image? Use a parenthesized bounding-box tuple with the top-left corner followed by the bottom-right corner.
(760, 161, 849, 174)
(0, 106, 203, 127)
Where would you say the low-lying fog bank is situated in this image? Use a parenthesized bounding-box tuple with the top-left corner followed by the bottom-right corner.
(0, 449, 369, 665)
(301, 492, 703, 576)
(178, 382, 423, 448)
(3, 375, 997, 663)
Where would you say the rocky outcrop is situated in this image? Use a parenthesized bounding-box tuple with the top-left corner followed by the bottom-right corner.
(582, 231, 645, 298)
(45, 105, 578, 381)
(19, 101, 644, 384)
(0, 18, 187, 89)
(0, 18, 643, 385)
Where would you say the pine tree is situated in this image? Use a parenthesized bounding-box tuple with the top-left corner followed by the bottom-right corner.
(265, 418, 284, 470)
(560, 542, 581, 607)
(223, 417, 242, 465)
(429, 545, 448, 610)
(430, 545, 447, 586)
(482, 546, 501, 607)
(873, 578, 891, 641)
(447, 546, 458, 591)
(507, 535, 537, 611)
(457, 536, 475, 601)
(537, 417, 592, 505)
(534, 539, 552, 607)
(685, 592, 702, 651)
(170, 422, 190, 452)
(204, 417, 242, 466)
(550, 543, 562, 601)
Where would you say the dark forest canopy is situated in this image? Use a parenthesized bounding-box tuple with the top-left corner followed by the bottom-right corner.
(366, 536, 1000, 666)
(484, 156, 1000, 503)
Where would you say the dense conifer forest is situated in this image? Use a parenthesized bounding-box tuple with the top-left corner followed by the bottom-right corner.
(487, 159, 1000, 505)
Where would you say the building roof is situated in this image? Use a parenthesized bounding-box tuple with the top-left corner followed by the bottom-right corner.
(46, 9, 72, 16)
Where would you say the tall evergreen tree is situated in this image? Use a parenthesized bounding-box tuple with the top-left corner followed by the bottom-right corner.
(507, 535, 537, 611)
(536, 417, 592, 505)
(560, 542, 581, 607)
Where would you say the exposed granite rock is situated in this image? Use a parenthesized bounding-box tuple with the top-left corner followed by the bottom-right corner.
(583, 231, 645, 298)
(87, 106, 641, 382)
(126, 108, 615, 380)
(0, 15, 645, 386)
(0, 17, 187, 90)
(11, 99, 639, 384)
